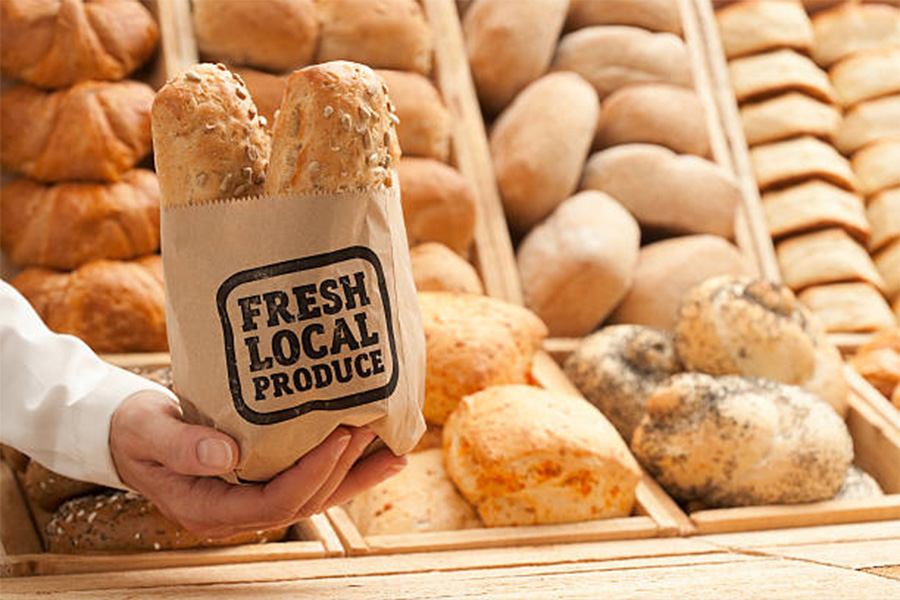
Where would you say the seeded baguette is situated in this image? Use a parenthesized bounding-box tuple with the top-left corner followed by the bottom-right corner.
(151, 64, 270, 206)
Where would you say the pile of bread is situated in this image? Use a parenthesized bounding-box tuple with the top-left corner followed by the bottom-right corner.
(0, 0, 167, 353)
(462, 0, 754, 337)
(851, 329, 900, 409)
(716, 0, 900, 333)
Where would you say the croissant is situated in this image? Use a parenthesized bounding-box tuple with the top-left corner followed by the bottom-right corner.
(1, 170, 160, 270)
(0, 80, 154, 182)
(0, 0, 159, 88)
(12, 255, 167, 353)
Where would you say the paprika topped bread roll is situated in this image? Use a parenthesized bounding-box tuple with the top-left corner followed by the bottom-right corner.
(728, 49, 836, 104)
(761, 180, 869, 243)
(444, 385, 641, 526)
(674, 276, 849, 416)
(798, 283, 897, 333)
(834, 95, 900, 156)
(418, 293, 547, 425)
(853, 140, 900, 199)
(376, 70, 451, 162)
(750, 136, 858, 192)
(811, 2, 900, 68)
(192, 0, 318, 71)
(464, 0, 568, 115)
(490, 72, 599, 235)
(830, 46, 900, 108)
(410, 243, 483, 295)
(776, 228, 886, 292)
(516, 191, 640, 337)
(0, 169, 161, 270)
(552, 26, 691, 101)
(565, 0, 681, 35)
(716, 0, 813, 60)
(316, 0, 433, 75)
(581, 144, 739, 239)
(740, 93, 842, 147)
(0, 81, 154, 182)
(0, 0, 159, 88)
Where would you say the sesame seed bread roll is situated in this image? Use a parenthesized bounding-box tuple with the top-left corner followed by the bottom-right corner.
(266, 61, 400, 195)
(376, 70, 451, 162)
(566, 0, 682, 35)
(151, 64, 270, 206)
(410, 243, 484, 295)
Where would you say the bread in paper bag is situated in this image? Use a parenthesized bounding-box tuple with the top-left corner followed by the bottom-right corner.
(151, 62, 425, 483)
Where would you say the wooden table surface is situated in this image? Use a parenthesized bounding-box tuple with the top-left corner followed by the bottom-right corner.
(2, 520, 898, 598)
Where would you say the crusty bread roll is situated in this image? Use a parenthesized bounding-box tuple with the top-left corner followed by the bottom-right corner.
(811, 2, 900, 68)
(595, 84, 709, 156)
(151, 64, 270, 205)
(835, 466, 885, 500)
(412, 424, 444, 453)
(0, 170, 160, 270)
(631, 374, 853, 507)
(674, 276, 849, 416)
(551, 26, 691, 100)
(875, 239, 900, 301)
(444, 385, 641, 526)
(853, 140, 900, 198)
(716, 0, 813, 59)
(347, 448, 481, 535)
(566, 0, 681, 34)
(193, 0, 317, 71)
(232, 67, 287, 128)
(740, 93, 842, 147)
(611, 235, 755, 330)
(728, 49, 836, 104)
(581, 144, 739, 239)
(834, 95, 900, 156)
(850, 329, 900, 399)
(12, 255, 166, 353)
(0, 0, 159, 88)
(776, 228, 885, 292)
(397, 158, 476, 255)
(316, 0, 433, 75)
(410, 243, 483, 295)
(565, 326, 682, 443)
(868, 187, 900, 253)
(517, 191, 640, 337)
(23, 462, 101, 513)
(0, 445, 29, 473)
(46, 491, 287, 553)
(464, 0, 568, 115)
(376, 70, 451, 162)
(830, 46, 900, 108)
(490, 72, 599, 235)
(799, 283, 897, 333)
(417, 293, 547, 425)
(0, 81, 154, 183)
(750, 136, 858, 192)
(761, 180, 869, 243)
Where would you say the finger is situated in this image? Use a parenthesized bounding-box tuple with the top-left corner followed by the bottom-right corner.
(303, 428, 376, 515)
(322, 449, 407, 509)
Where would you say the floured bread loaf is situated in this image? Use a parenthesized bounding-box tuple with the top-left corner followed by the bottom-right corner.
(830, 46, 900, 108)
(347, 448, 481, 535)
(811, 2, 900, 67)
(444, 385, 641, 526)
(776, 228, 885, 292)
(834, 95, 900, 156)
(410, 243, 483, 295)
(566, 0, 682, 34)
(728, 49, 835, 104)
(631, 373, 853, 507)
(798, 283, 897, 333)
(675, 276, 849, 416)
(716, 0, 813, 59)
(750, 136, 858, 192)
(740, 93, 841, 147)
(762, 180, 869, 243)
(852, 139, 900, 198)
(565, 326, 682, 443)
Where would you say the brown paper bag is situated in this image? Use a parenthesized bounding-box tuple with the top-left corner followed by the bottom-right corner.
(161, 185, 426, 483)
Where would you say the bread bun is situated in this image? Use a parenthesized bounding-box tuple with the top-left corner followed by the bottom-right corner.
(831, 46, 900, 108)
(850, 329, 900, 399)
(410, 243, 483, 295)
(444, 385, 641, 526)
(566, 0, 681, 34)
(853, 139, 900, 199)
(875, 238, 900, 301)
(834, 95, 900, 156)
(517, 191, 640, 337)
(728, 49, 835, 104)
(811, 2, 900, 67)
(347, 448, 481, 535)
(798, 283, 897, 333)
(776, 228, 885, 292)
(232, 67, 287, 128)
(750, 136, 858, 192)
(835, 466, 884, 500)
(376, 70, 451, 162)
(565, 325, 682, 442)
(417, 293, 547, 424)
(490, 72, 599, 235)
(761, 180, 869, 243)
(674, 275, 849, 416)
(23, 462, 101, 513)
(631, 373, 853, 507)
(867, 186, 900, 253)
(740, 93, 842, 147)
(716, 0, 813, 59)
(611, 235, 755, 330)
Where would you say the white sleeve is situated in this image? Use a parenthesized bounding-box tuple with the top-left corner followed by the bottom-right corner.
(0, 280, 176, 489)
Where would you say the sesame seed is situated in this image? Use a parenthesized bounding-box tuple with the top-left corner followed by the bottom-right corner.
(196, 172, 208, 186)
(259, 116, 268, 127)
(77, 510, 85, 518)
(204, 122, 216, 131)
(95, 502, 103, 509)
(216, 64, 227, 71)
(39, 481, 47, 489)
(66, 513, 74, 523)
(242, 166, 252, 179)
(388, 113, 400, 125)
(153, 542, 161, 551)
(56, 527, 63, 535)
(87, 512, 97, 523)
(248, 107, 256, 119)
(184, 70, 201, 82)
(331, 146, 341, 152)
(308, 161, 320, 172)
(235, 87, 247, 100)
(341, 113, 352, 130)
(219, 172, 233, 193)
(356, 123, 367, 134)
(323, 106, 334, 118)
(246, 146, 259, 161)
(135, 533, 141, 539)
(367, 83, 378, 96)
(366, 153, 378, 165)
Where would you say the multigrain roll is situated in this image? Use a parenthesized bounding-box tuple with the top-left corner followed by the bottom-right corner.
(798, 283, 897, 333)
(417, 293, 547, 424)
(464, 0, 568, 115)
(740, 93, 842, 147)
(444, 385, 641, 526)
(834, 95, 900, 156)
(728, 49, 836, 104)
(564, 326, 682, 443)
(853, 140, 900, 198)
(631, 374, 853, 507)
(595, 84, 709, 156)
(565, 0, 682, 34)
(192, 0, 318, 71)
(674, 276, 849, 416)
(490, 72, 599, 235)
(516, 191, 640, 337)
(347, 448, 481, 535)
(551, 26, 691, 100)
(23, 462, 101, 513)
(232, 67, 287, 127)
(750, 136, 858, 192)
(776, 228, 885, 292)
(410, 243, 484, 295)
(811, 2, 900, 68)
(316, 0, 433, 75)
(830, 46, 900, 108)
(715, 0, 813, 59)
(397, 158, 477, 255)
(376, 70, 451, 162)
(611, 235, 754, 331)
(761, 180, 869, 243)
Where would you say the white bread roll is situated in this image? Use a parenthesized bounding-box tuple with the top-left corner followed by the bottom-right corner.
(875, 239, 900, 301)
(776, 228, 885, 292)
(834, 95, 900, 156)
(740, 93, 841, 147)
(376, 70, 451, 162)
(566, 0, 681, 34)
(490, 72, 599, 235)
(444, 385, 641, 526)
(517, 191, 640, 337)
(811, 2, 900, 67)
(853, 140, 900, 199)
(750, 136, 858, 192)
(868, 187, 900, 252)
(762, 180, 869, 243)
(798, 283, 897, 333)
(410, 242, 483, 295)
(728, 49, 835, 104)
(716, 0, 813, 59)
(831, 46, 900, 108)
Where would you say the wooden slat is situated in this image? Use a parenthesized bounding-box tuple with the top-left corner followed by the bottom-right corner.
(703, 519, 900, 549)
(756, 538, 900, 570)
(846, 390, 900, 494)
(295, 514, 345, 557)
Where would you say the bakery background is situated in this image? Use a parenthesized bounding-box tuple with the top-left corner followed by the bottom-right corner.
(0, 0, 898, 586)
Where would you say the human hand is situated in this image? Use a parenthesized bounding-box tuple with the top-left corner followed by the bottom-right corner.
(109, 390, 406, 539)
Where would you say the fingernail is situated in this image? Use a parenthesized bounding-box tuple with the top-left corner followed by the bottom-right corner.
(197, 439, 233, 470)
